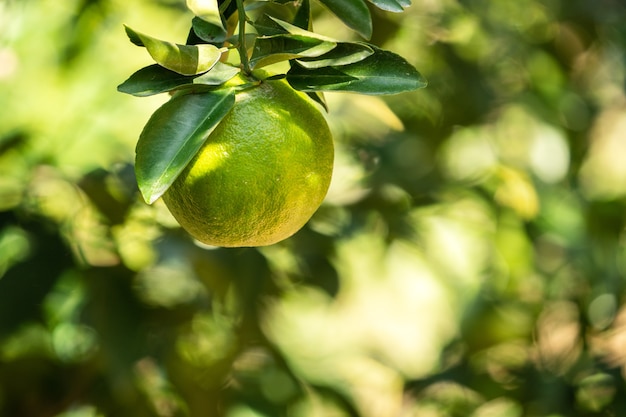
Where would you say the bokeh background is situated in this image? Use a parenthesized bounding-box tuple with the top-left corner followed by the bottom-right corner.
(2, 0, 626, 416)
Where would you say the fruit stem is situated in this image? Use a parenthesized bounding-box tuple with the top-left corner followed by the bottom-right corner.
(236, 0, 251, 75)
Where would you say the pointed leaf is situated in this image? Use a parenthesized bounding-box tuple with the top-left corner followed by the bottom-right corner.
(250, 34, 336, 68)
(286, 47, 427, 95)
(307, 91, 328, 112)
(118, 63, 240, 97)
(125, 26, 222, 76)
(135, 90, 235, 204)
(366, 0, 410, 12)
(118, 65, 194, 97)
(268, 17, 335, 41)
(296, 42, 373, 68)
(317, 0, 372, 39)
(187, 0, 225, 30)
(125, 27, 144, 46)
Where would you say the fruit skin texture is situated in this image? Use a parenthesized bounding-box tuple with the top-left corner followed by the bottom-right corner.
(162, 78, 334, 247)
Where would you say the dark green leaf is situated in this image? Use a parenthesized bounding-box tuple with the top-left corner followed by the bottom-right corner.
(118, 63, 239, 97)
(125, 26, 222, 76)
(286, 47, 427, 95)
(250, 34, 336, 68)
(252, 15, 289, 36)
(366, 0, 411, 12)
(220, 0, 238, 20)
(293, 0, 311, 30)
(307, 91, 328, 112)
(135, 90, 235, 204)
(186, 25, 206, 46)
(118, 65, 193, 97)
(192, 17, 227, 44)
(296, 42, 373, 68)
(317, 0, 372, 39)
(287, 66, 358, 89)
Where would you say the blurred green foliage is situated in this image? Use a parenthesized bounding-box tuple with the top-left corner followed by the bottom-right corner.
(2, 0, 626, 416)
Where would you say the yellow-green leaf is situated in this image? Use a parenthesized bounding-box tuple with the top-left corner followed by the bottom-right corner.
(186, 0, 225, 30)
(125, 26, 222, 76)
(250, 34, 336, 69)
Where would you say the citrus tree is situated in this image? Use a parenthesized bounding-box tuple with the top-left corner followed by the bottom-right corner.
(5, 0, 626, 416)
(118, 0, 426, 247)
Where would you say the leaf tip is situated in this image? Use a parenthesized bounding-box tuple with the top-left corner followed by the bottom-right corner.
(124, 25, 145, 47)
(138, 182, 165, 205)
(145, 194, 161, 205)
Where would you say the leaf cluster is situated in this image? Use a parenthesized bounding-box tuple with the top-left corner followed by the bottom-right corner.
(119, 0, 425, 98)
(118, 0, 426, 204)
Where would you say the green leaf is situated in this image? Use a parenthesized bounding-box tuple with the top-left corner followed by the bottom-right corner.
(250, 34, 336, 68)
(125, 27, 144, 46)
(366, 0, 411, 12)
(293, 0, 311, 30)
(296, 42, 373, 68)
(307, 91, 328, 112)
(186, 0, 225, 30)
(286, 47, 427, 95)
(287, 67, 358, 89)
(117, 63, 240, 97)
(193, 62, 240, 85)
(267, 17, 335, 41)
(253, 17, 374, 68)
(252, 15, 289, 36)
(317, 0, 372, 39)
(118, 65, 193, 97)
(135, 90, 235, 204)
(125, 26, 222, 76)
(192, 16, 227, 44)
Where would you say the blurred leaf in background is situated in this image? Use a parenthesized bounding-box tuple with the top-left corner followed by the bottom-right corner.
(3, 0, 626, 416)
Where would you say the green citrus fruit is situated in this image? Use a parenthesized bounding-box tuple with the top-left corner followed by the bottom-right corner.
(162, 78, 334, 247)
